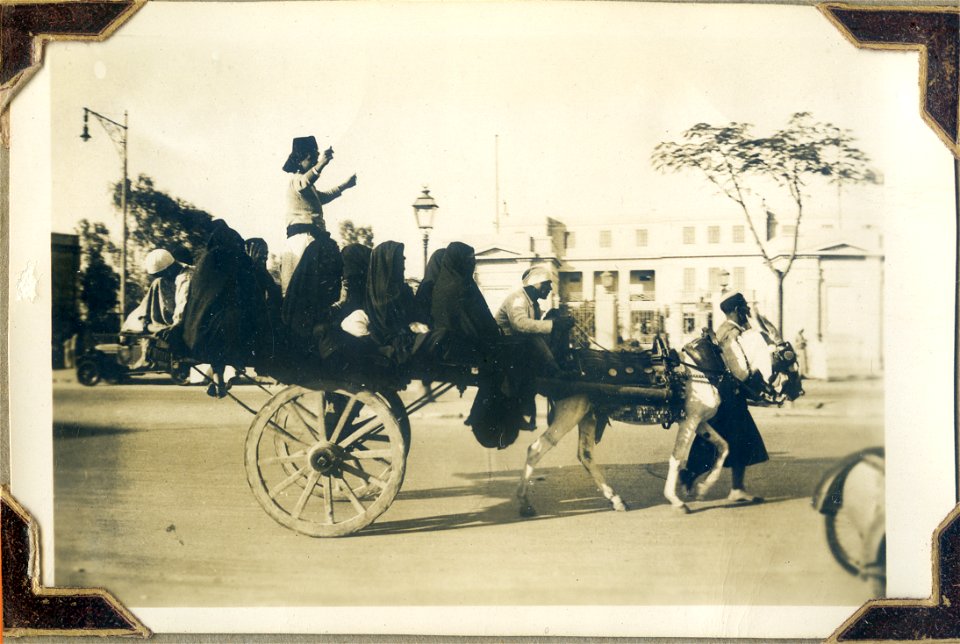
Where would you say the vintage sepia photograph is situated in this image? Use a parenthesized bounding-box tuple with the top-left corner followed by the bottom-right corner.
(6, 0, 958, 638)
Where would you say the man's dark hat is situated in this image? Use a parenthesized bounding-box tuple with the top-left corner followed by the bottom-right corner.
(282, 136, 319, 172)
(720, 292, 748, 314)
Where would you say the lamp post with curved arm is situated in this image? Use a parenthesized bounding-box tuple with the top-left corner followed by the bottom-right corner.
(81, 107, 129, 325)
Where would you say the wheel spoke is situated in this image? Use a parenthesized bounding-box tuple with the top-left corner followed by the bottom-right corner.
(292, 471, 321, 519)
(259, 450, 306, 466)
(322, 475, 335, 524)
(268, 466, 309, 499)
(265, 417, 310, 447)
(341, 423, 388, 449)
(329, 394, 359, 443)
(288, 400, 321, 441)
(341, 462, 388, 490)
(335, 477, 366, 515)
(350, 448, 393, 460)
(316, 392, 328, 440)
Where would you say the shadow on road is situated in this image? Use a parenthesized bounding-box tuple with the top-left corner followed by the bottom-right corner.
(362, 452, 849, 536)
(54, 422, 141, 439)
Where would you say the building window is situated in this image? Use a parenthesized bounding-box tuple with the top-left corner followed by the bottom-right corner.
(564, 232, 576, 249)
(629, 270, 656, 301)
(683, 226, 695, 245)
(708, 267, 726, 290)
(781, 224, 797, 237)
(631, 310, 660, 337)
(683, 312, 696, 334)
(708, 226, 720, 244)
(635, 229, 648, 247)
(733, 267, 746, 291)
(683, 267, 696, 293)
(599, 230, 612, 248)
(733, 225, 745, 243)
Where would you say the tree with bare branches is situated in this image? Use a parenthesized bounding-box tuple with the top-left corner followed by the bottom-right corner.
(652, 112, 877, 328)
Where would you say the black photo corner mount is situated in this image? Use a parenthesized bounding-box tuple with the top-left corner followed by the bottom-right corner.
(1, 486, 151, 636)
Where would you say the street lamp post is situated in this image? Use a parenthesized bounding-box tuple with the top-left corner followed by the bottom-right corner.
(412, 186, 439, 275)
(81, 107, 129, 327)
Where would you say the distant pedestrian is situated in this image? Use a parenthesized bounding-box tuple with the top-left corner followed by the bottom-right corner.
(795, 329, 808, 378)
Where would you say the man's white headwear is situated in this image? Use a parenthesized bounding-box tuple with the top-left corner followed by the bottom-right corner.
(144, 249, 176, 275)
(523, 265, 555, 287)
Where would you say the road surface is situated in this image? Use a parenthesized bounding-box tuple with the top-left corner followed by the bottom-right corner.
(51, 372, 883, 608)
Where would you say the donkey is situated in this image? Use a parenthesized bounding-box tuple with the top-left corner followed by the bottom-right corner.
(515, 315, 802, 517)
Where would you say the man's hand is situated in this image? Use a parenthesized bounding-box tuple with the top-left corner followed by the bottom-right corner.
(553, 316, 575, 334)
(343, 174, 358, 190)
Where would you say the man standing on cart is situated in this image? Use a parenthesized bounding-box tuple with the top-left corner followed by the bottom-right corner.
(682, 291, 769, 504)
(280, 135, 357, 294)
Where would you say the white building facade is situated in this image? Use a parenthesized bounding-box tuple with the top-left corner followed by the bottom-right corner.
(469, 213, 883, 379)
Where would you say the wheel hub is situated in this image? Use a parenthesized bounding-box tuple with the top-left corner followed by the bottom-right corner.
(307, 441, 344, 474)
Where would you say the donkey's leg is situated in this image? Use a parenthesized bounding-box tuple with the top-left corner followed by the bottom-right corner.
(664, 413, 698, 513)
(694, 423, 729, 499)
(577, 412, 628, 511)
(517, 394, 589, 518)
(664, 380, 719, 512)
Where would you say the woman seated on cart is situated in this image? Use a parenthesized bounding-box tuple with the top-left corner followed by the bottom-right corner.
(428, 242, 500, 363)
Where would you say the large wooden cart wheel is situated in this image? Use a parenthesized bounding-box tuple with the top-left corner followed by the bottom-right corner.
(245, 384, 409, 537)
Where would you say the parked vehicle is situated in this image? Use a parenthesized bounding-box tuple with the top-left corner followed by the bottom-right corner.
(75, 332, 193, 386)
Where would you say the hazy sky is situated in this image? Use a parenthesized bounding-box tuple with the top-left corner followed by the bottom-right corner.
(49, 1, 951, 272)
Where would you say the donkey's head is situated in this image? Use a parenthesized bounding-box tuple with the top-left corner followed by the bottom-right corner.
(751, 314, 804, 403)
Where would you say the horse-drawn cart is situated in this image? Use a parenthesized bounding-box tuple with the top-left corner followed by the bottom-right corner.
(241, 338, 687, 538)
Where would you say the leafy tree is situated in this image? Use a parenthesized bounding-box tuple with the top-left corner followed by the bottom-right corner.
(76, 219, 122, 331)
(339, 219, 375, 247)
(651, 112, 877, 327)
(111, 174, 215, 310)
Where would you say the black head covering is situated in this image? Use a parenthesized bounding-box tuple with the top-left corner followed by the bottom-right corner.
(282, 136, 319, 173)
(206, 219, 245, 252)
(414, 247, 447, 321)
(720, 292, 748, 315)
(431, 241, 499, 347)
(341, 243, 372, 282)
(441, 242, 476, 278)
(422, 248, 447, 285)
(366, 241, 414, 344)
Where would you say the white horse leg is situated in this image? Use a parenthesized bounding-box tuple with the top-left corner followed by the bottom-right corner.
(517, 394, 590, 518)
(577, 411, 628, 512)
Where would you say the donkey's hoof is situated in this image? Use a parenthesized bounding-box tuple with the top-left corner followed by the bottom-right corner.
(671, 502, 691, 514)
(695, 482, 713, 500)
(610, 496, 628, 512)
(519, 502, 537, 518)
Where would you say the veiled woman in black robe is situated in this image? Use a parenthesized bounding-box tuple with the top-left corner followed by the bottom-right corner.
(365, 241, 422, 364)
(414, 247, 447, 326)
(331, 243, 372, 323)
(429, 242, 499, 362)
(180, 220, 279, 371)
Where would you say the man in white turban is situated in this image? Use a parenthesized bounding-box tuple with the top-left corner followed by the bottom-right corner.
(495, 265, 575, 428)
(121, 249, 193, 334)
